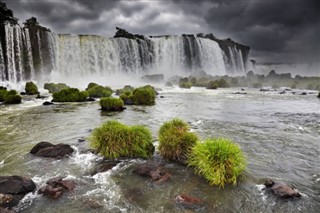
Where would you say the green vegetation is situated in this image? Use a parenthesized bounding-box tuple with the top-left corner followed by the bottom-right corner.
(100, 97, 125, 111)
(207, 81, 218, 89)
(120, 90, 134, 105)
(25, 81, 39, 95)
(90, 120, 154, 158)
(132, 85, 156, 105)
(115, 85, 134, 96)
(179, 77, 193, 89)
(158, 118, 198, 163)
(166, 70, 320, 90)
(85, 82, 112, 98)
(188, 138, 246, 187)
(0, 89, 21, 104)
(44, 83, 69, 93)
(52, 88, 88, 102)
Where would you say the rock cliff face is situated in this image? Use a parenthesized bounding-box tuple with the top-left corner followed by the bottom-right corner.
(0, 4, 251, 83)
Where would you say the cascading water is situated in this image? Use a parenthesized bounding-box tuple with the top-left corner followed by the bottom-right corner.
(0, 24, 250, 84)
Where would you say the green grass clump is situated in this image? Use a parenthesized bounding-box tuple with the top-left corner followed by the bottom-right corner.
(25, 81, 39, 95)
(44, 83, 69, 93)
(188, 138, 246, 187)
(158, 118, 198, 163)
(90, 120, 154, 158)
(52, 88, 88, 102)
(132, 85, 156, 105)
(86, 83, 112, 98)
(100, 97, 124, 111)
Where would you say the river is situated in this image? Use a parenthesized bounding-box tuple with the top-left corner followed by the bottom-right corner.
(0, 87, 319, 213)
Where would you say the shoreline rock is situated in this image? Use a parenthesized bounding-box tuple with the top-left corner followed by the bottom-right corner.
(39, 177, 76, 199)
(0, 176, 36, 209)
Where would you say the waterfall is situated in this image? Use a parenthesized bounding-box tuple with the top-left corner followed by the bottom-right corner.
(0, 24, 250, 84)
(0, 38, 4, 81)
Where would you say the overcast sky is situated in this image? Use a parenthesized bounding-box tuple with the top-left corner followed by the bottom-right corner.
(3, 0, 320, 64)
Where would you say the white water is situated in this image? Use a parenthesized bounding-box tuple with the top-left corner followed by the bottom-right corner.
(0, 25, 250, 85)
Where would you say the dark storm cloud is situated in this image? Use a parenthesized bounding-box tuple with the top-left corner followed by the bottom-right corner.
(2, 0, 319, 63)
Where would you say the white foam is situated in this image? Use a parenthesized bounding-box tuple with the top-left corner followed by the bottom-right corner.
(70, 146, 103, 171)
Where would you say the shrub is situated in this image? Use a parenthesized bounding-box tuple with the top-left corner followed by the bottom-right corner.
(44, 83, 69, 93)
(217, 79, 229, 88)
(90, 120, 154, 158)
(207, 81, 218, 89)
(132, 86, 156, 105)
(85, 83, 112, 98)
(52, 88, 88, 102)
(188, 138, 246, 187)
(158, 118, 198, 164)
(4, 90, 21, 104)
(100, 97, 125, 111)
(25, 81, 39, 95)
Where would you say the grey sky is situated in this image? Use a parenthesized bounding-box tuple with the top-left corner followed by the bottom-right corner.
(3, 0, 320, 64)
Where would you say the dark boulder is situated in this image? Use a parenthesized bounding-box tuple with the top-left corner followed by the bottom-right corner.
(43, 101, 53, 106)
(39, 177, 75, 199)
(30, 141, 74, 158)
(0, 176, 36, 208)
(264, 179, 301, 198)
(133, 163, 171, 183)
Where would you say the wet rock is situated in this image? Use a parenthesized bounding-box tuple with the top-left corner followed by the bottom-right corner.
(279, 91, 286, 94)
(264, 179, 301, 198)
(90, 161, 120, 176)
(175, 194, 202, 205)
(301, 92, 307, 95)
(78, 138, 85, 143)
(160, 96, 164, 98)
(30, 141, 74, 158)
(0, 176, 36, 208)
(133, 163, 171, 183)
(0, 207, 16, 213)
(86, 97, 96, 102)
(43, 101, 53, 106)
(36, 95, 47, 99)
(39, 177, 75, 199)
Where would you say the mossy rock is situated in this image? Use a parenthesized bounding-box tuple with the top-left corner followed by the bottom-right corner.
(52, 88, 88, 102)
(0, 89, 7, 102)
(188, 138, 246, 187)
(158, 118, 198, 164)
(4, 90, 22, 104)
(116, 85, 134, 96)
(132, 86, 156, 105)
(85, 83, 112, 98)
(207, 81, 218, 89)
(90, 120, 154, 159)
(44, 83, 69, 93)
(120, 90, 134, 105)
(100, 97, 125, 111)
(25, 81, 39, 95)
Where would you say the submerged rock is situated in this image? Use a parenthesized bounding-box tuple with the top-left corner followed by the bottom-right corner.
(175, 194, 202, 205)
(0, 207, 16, 213)
(90, 160, 120, 176)
(264, 179, 301, 198)
(39, 177, 75, 199)
(30, 141, 74, 158)
(133, 163, 171, 183)
(0, 176, 36, 208)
